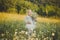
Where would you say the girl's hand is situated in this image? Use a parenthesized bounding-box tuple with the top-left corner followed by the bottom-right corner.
(35, 19, 37, 22)
(27, 22, 31, 24)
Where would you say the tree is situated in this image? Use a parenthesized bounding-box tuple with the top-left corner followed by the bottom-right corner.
(15, 0, 38, 14)
(0, 0, 17, 12)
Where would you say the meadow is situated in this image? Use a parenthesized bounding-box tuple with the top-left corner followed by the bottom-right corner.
(0, 13, 60, 40)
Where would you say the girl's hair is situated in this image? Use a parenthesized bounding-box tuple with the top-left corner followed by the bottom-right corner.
(26, 9, 32, 15)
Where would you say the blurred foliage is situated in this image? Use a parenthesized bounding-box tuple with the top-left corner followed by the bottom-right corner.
(0, 20, 26, 40)
(0, 0, 17, 11)
(0, 0, 60, 17)
(15, 0, 38, 14)
(0, 20, 60, 40)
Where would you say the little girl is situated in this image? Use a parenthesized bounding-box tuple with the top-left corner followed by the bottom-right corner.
(24, 9, 37, 37)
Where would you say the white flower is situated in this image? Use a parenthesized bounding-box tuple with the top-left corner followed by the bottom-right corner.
(25, 31, 28, 35)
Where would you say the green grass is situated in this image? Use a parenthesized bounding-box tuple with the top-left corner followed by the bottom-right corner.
(0, 20, 60, 40)
(0, 13, 60, 40)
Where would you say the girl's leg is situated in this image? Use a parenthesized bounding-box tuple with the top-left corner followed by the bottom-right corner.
(27, 29, 33, 40)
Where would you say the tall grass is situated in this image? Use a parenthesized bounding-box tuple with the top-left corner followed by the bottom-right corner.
(0, 20, 60, 40)
(0, 13, 60, 40)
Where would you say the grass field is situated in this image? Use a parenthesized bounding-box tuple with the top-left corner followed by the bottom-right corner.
(0, 12, 60, 40)
(0, 12, 60, 23)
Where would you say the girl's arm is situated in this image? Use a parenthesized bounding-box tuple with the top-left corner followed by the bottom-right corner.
(25, 16, 31, 24)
